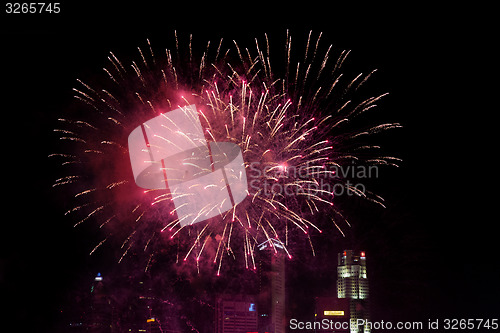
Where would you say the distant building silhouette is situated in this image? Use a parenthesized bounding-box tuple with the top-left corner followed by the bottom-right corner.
(215, 294, 258, 333)
(88, 272, 114, 333)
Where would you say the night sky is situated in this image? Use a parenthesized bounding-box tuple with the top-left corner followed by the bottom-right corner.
(1, 3, 497, 332)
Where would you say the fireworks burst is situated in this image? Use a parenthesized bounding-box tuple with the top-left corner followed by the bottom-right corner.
(50, 30, 401, 274)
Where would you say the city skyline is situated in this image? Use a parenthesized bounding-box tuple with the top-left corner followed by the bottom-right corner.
(59, 247, 373, 332)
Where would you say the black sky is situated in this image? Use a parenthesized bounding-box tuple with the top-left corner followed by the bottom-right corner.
(1, 2, 497, 331)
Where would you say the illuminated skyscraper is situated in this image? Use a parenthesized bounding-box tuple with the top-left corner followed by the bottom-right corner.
(258, 238, 286, 333)
(337, 250, 370, 333)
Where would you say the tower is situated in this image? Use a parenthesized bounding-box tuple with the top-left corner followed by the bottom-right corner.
(88, 272, 113, 333)
(258, 238, 286, 333)
(337, 250, 370, 333)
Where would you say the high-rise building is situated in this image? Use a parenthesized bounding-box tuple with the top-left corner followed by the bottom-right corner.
(337, 250, 370, 333)
(215, 295, 258, 333)
(257, 238, 286, 333)
(88, 272, 114, 333)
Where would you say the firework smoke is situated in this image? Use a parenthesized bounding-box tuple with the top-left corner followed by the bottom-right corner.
(50, 30, 400, 274)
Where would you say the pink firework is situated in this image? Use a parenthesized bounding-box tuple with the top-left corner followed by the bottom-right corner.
(50, 30, 401, 274)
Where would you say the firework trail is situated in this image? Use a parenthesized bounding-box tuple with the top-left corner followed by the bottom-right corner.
(50, 30, 400, 274)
